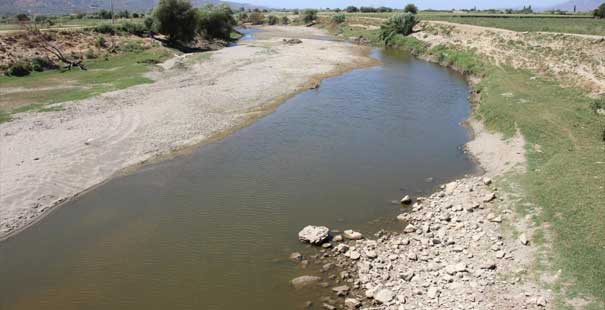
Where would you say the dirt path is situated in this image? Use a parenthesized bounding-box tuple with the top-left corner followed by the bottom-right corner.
(0, 26, 377, 240)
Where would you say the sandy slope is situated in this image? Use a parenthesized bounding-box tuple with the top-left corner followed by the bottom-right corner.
(0, 26, 376, 240)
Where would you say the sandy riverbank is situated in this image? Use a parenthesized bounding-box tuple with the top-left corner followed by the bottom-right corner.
(0, 26, 377, 240)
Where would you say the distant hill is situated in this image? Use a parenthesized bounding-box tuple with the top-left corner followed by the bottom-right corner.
(0, 0, 266, 15)
(545, 0, 603, 12)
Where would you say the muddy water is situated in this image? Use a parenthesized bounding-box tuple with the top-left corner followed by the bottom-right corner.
(0, 49, 477, 309)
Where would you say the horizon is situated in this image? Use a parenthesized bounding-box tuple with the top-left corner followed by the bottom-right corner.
(242, 0, 568, 10)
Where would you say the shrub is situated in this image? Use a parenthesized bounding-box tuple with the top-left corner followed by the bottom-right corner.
(238, 12, 248, 22)
(96, 36, 106, 48)
(6, 61, 32, 77)
(198, 6, 236, 41)
(248, 11, 264, 25)
(119, 40, 145, 53)
(31, 57, 57, 71)
(379, 12, 419, 44)
(84, 48, 97, 59)
(331, 13, 346, 24)
(267, 15, 278, 25)
(302, 9, 317, 23)
(16, 13, 30, 22)
(281, 16, 289, 24)
(346, 6, 358, 13)
(144, 16, 155, 31)
(590, 97, 605, 114)
(292, 9, 299, 15)
(98, 9, 113, 19)
(153, 0, 200, 43)
(132, 13, 140, 18)
(119, 22, 146, 36)
(94, 24, 116, 34)
(360, 7, 377, 13)
(404, 3, 419, 14)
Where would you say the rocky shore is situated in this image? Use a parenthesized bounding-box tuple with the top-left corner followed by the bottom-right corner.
(293, 175, 551, 309)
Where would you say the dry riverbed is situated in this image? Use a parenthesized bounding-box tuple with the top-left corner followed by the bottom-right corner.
(0, 26, 376, 240)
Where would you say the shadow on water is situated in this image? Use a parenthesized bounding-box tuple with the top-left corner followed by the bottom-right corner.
(0, 48, 478, 309)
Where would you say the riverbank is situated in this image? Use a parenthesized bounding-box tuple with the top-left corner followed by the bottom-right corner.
(0, 26, 377, 241)
(310, 20, 605, 309)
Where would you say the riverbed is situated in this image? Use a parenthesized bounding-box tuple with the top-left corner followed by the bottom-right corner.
(0, 48, 476, 309)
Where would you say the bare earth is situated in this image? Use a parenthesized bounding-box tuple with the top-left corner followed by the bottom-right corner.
(0, 26, 377, 240)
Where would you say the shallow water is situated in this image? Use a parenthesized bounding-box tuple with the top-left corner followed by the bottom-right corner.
(0, 49, 477, 309)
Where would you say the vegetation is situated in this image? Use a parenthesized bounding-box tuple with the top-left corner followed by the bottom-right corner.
(197, 6, 236, 41)
(303, 9, 318, 23)
(281, 16, 290, 25)
(267, 15, 278, 25)
(404, 3, 419, 14)
(331, 13, 346, 24)
(248, 11, 265, 25)
(594, 3, 605, 18)
(152, 0, 200, 43)
(379, 13, 419, 45)
(346, 6, 359, 13)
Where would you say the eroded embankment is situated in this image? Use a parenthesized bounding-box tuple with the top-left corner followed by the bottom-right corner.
(0, 26, 377, 241)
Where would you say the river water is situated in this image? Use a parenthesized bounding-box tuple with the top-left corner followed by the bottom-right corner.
(0, 48, 476, 309)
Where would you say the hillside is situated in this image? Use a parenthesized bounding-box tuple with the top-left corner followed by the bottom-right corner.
(0, 0, 266, 15)
(546, 0, 603, 11)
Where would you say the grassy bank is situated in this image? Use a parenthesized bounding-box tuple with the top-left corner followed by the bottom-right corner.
(330, 22, 605, 308)
(0, 46, 172, 123)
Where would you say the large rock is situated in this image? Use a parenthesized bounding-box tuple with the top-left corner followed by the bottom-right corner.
(298, 225, 330, 244)
(290, 275, 321, 289)
(343, 229, 363, 240)
(344, 298, 361, 309)
(374, 288, 395, 304)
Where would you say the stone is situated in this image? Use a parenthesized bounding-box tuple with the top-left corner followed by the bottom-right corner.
(401, 271, 415, 281)
(331, 285, 350, 296)
(365, 250, 378, 259)
(480, 261, 497, 270)
(322, 243, 332, 249)
(396, 214, 408, 222)
(298, 226, 330, 244)
(343, 230, 363, 240)
(284, 38, 303, 45)
(446, 263, 467, 275)
(335, 243, 349, 253)
(445, 181, 458, 194)
(427, 287, 440, 299)
(333, 235, 343, 242)
(290, 275, 321, 289)
(519, 233, 529, 245)
(403, 224, 417, 233)
(322, 303, 336, 310)
(401, 195, 412, 204)
(483, 177, 492, 185)
(344, 298, 361, 309)
(536, 296, 547, 307)
(348, 251, 361, 260)
(290, 252, 303, 262)
(483, 192, 497, 202)
(374, 288, 395, 304)
(496, 250, 506, 259)
(407, 252, 418, 261)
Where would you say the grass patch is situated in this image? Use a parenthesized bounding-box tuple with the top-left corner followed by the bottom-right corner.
(388, 34, 429, 55)
(0, 47, 172, 118)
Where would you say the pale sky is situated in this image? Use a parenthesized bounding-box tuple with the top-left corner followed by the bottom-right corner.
(242, 0, 566, 10)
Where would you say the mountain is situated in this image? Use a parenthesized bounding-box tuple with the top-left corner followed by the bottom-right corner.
(0, 0, 266, 15)
(544, 0, 603, 12)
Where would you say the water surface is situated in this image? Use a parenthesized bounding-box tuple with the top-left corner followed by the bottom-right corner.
(0, 49, 476, 309)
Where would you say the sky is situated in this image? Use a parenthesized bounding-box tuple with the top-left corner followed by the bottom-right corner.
(240, 0, 567, 10)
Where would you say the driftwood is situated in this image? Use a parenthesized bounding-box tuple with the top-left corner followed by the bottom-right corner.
(27, 28, 87, 71)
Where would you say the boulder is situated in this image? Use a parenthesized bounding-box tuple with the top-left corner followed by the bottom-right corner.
(331, 285, 350, 296)
(289, 252, 303, 262)
(298, 225, 330, 244)
(519, 233, 529, 245)
(344, 298, 361, 309)
(290, 275, 321, 289)
(401, 195, 412, 204)
(374, 288, 395, 304)
(343, 229, 363, 240)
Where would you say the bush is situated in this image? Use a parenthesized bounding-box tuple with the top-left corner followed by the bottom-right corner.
(292, 9, 299, 15)
(281, 16, 289, 25)
(248, 11, 264, 25)
(6, 61, 32, 77)
(198, 6, 236, 41)
(94, 24, 116, 34)
(144, 16, 155, 31)
(119, 22, 146, 36)
(96, 36, 106, 48)
(119, 40, 146, 53)
(346, 6, 358, 13)
(594, 3, 605, 18)
(31, 57, 57, 71)
(153, 0, 199, 43)
(360, 7, 377, 13)
(98, 10, 113, 19)
(302, 9, 317, 23)
(379, 12, 419, 44)
(16, 13, 30, 22)
(267, 15, 278, 25)
(84, 49, 97, 59)
(331, 13, 346, 24)
(404, 3, 419, 14)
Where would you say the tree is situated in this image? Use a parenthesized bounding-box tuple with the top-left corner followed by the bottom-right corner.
(248, 11, 264, 24)
(594, 3, 605, 18)
(331, 13, 346, 24)
(153, 0, 199, 43)
(379, 12, 419, 44)
(198, 5, 236, 41)
(404, 3, 418, 14)
(302, 9, 317, 23)
(346, 6, 358, 13)
(16, 13, 30, 22)
(266, 15, 278, 25)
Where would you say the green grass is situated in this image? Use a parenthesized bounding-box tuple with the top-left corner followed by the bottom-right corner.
(0, 18, 144, 32)
(476, 66, 605, 307)
(0, 47, 172, 122)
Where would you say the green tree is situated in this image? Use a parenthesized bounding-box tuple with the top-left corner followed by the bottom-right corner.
(153, 0, 199, 43)
(404, 3, 418, 14)
(331, 13, 346, 24)
(267, 15, 278, 25)
(198, 5, 236, 40)
(594, 3, 605, 18)
(379, 12, 419, 44)
(345, 6, 358, 13)
(302, 9, 317, 23)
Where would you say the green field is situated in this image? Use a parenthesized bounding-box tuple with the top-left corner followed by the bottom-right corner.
(0, 46, 171, 122)
(0, 17, 143, 32)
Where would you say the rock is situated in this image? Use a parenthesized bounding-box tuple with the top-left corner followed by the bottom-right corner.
(396, 214, 408, 222)
(536, 296, 547, 307)
(483, 192, 497, 202)
(400, 271, 415, 281)
(322, 303, 336, 310)
(401, 195, 412, 204)
(446, 263, 467, 275)
(480, 261, 497, 270)
(343, 230, 363, 240)
(407, 252, 418, 261)
(283, 38, 303, 45)
(335, 243, 349, 253)
(333, 234, 343, 242)
(290, 275, 321, 289)
(519, 233, 529, 245)
(374, 288, 395, 304)
(427, 287, 440, 299)
(348, 251, 361, 260)
(322, 243, 332, 249)
(290, 252, 303, 262)
(445, 181, 458, 194)
(298, 226, 330, 244)
(483, 177, 492, 185)
(496, 250, 506, 259)
(365, 250, 378, 259)
(331, 285, 350, 296)
(344, 298, 361, 309)
(403, 224, 417, 233)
